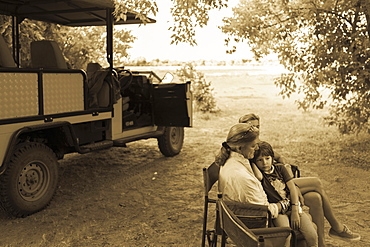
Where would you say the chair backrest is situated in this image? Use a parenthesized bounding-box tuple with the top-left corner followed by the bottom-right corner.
(0, 35, 17, 68)
(31, 40, 68, 69)
(218, 198, 259, 247)
(203, 162, 220, 196)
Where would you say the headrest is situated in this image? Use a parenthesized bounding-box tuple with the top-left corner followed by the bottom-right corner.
(0, 35, 17, 68)
(31, 40, 68, 69)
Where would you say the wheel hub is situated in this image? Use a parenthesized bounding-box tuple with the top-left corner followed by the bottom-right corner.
(18, 163, 48, 201)
(170, 128, 180, 144)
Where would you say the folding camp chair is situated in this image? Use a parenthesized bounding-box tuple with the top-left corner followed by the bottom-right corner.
(217, 194, 296, 247)
(202, 162, 303, 247)
(202, 162, 221, 247)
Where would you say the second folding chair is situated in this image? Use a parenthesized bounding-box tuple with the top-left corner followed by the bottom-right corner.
(202, 162, 221, 247)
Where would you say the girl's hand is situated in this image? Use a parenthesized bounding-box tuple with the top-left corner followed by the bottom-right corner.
(290, 210, 300, 230)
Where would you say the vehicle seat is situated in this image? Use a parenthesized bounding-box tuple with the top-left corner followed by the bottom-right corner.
(0, 35, 17, 68)
(30, 40, 68, 69)
(129, 75, 151, 100)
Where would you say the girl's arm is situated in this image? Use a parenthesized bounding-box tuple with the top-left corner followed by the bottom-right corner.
(286, 179, 301, 230)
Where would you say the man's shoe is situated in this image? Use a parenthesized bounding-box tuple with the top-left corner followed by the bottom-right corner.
(329, 224, 361, 241)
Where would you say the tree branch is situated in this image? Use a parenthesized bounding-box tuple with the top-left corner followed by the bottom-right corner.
(315, 8, 352, 26)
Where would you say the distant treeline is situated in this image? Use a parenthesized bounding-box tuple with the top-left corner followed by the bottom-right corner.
(125, 57, 279, 67)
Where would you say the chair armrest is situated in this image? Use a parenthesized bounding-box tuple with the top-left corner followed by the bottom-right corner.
(226, 201, 269, 228)
(226, 201, 268, 216)
(252, 227, 293, 247)
(252, 226, 292, 236)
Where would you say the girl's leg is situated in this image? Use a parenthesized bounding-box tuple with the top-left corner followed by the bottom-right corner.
(273, 214, 291, 247)
(293, 177, 343, 232)
(302, 192, 325, 247)
(299, 211, 318, 247)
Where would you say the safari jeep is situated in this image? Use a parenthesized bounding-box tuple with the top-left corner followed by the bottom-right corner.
(0, 0, 192, 217)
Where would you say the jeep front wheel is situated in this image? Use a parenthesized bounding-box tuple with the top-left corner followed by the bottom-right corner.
(0, 142, 59, 217)
(157, 127, 184, 157)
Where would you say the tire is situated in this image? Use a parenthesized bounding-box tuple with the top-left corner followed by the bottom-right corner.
(157, 127, 184, 157)
(0, 142, 59, 217)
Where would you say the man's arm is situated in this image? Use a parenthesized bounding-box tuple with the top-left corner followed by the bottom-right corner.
(229, 172, 281, 218)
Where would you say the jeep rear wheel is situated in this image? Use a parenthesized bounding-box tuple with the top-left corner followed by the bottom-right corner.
(0, 142, 59, 217)
(157, 127, 184, 157)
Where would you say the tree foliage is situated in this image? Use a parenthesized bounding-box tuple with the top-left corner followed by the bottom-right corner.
(115, 0, 229, 46)
(221, 0, 370, 134)
(176, 63, 220, 113)
(113, 0, 158, 23)
(168, 0, 228, 45)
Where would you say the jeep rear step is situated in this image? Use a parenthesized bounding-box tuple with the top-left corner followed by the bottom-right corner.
(79, 140, 113, 153)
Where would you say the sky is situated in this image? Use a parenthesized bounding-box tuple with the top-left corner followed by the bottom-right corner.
(121, 1, 254, 62)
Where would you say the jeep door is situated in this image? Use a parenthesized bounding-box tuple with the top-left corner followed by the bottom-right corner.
(152, 82, 192, 127)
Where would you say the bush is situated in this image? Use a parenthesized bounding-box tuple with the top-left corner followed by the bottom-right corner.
(176, 63, 220, 113)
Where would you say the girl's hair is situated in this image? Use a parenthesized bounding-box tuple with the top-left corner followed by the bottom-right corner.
(238, 113, 260, 124)
(251, 141, 274, 164)
(215, 123, 259, 166)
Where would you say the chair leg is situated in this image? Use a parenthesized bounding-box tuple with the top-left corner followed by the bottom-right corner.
(202, 200, 209, 247)
(213, 232, 218, 247)
(221, 231, 226, 247)
(291, 230, 298, 247)
(206, 230, 217, 247)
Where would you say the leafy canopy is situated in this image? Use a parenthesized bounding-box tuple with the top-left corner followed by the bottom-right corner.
(168, 0, 228, 45)
(221, 0, 370, 134)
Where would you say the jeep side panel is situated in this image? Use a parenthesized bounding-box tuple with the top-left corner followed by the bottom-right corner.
(0, 69, 113, 167)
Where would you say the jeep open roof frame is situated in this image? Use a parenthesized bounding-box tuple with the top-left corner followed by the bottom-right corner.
(0, 0, 156, 69)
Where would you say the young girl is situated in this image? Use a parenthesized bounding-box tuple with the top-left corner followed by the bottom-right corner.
(251, 141, 318, 247)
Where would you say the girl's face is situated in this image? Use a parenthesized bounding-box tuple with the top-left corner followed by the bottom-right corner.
(255, 155, 273, 172)
(240, 138, 260, 159)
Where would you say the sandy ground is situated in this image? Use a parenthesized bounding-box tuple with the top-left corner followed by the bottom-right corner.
(0, 68, 369, 247)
